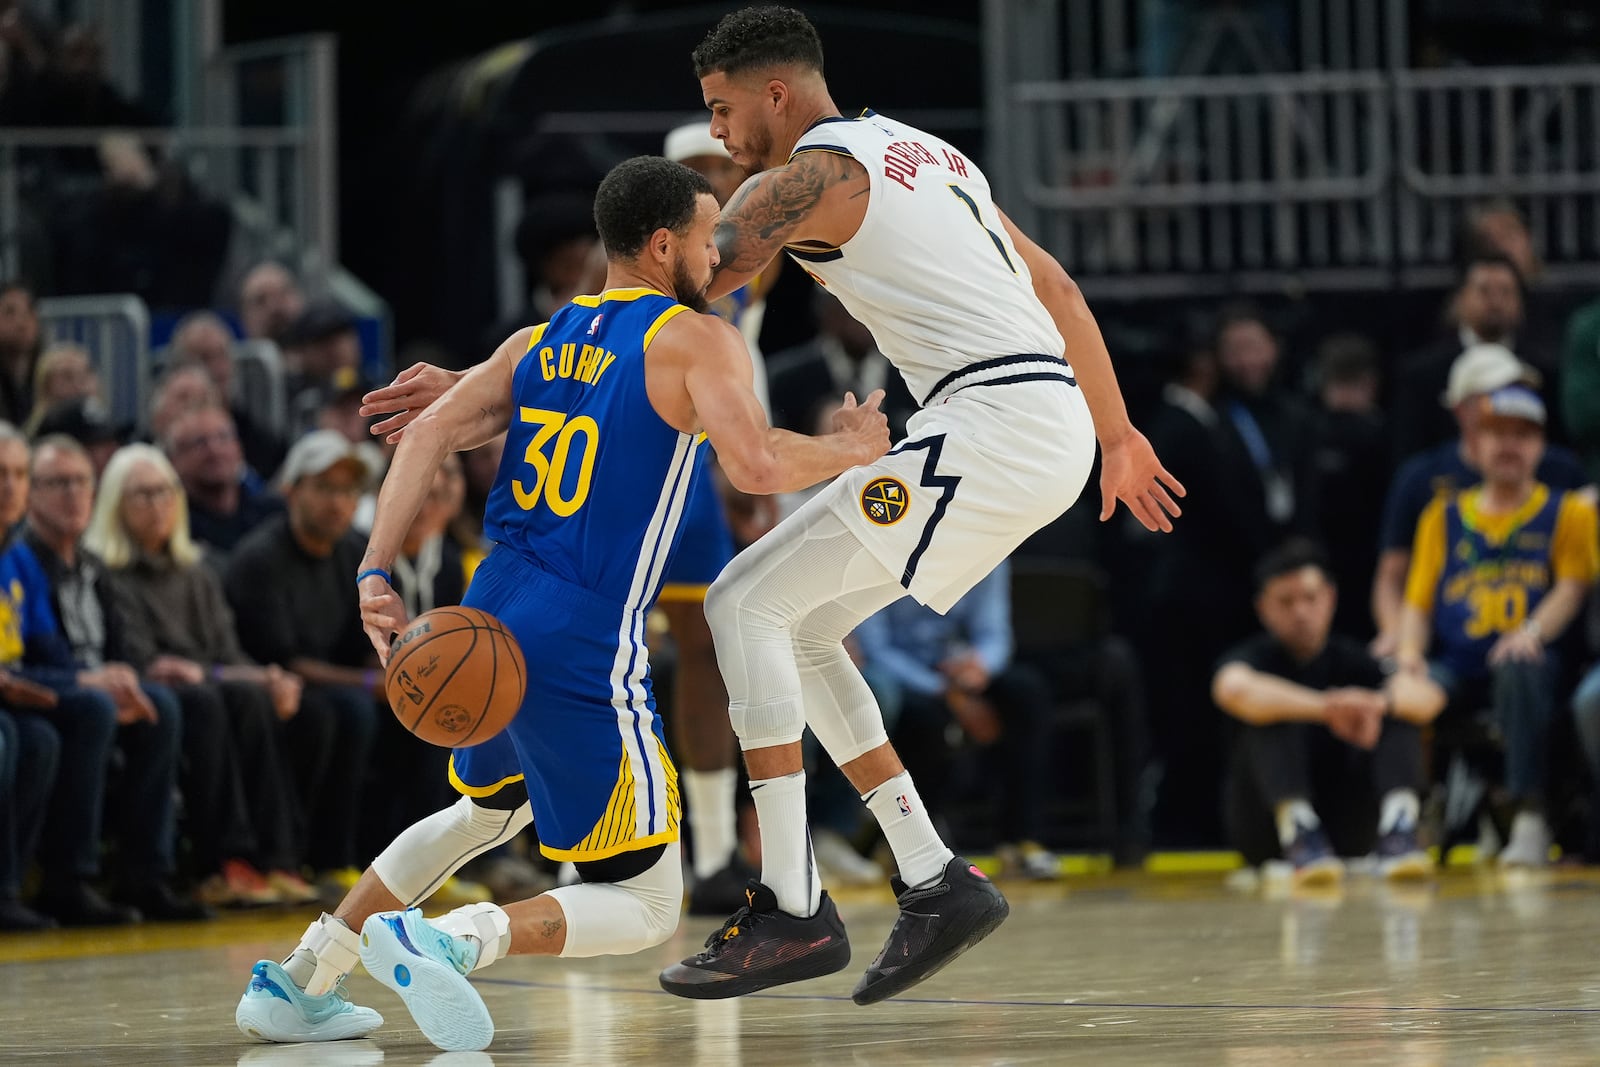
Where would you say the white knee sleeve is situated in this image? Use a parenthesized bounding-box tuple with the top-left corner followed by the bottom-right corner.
(545, 843, 683, 958)
(371, 796, 533, 906)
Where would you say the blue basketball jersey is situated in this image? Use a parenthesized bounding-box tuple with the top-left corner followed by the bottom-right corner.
(1431, 486, 1563, 680)
(482, 288, 706, 611)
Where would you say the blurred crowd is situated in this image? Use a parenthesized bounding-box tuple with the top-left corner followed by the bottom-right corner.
(3, 5, 1600, 931)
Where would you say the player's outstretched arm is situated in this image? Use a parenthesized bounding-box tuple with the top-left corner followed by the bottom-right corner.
(651, 313, 888, 494)
(996, 206, 1186, 533)
(708, 149, 867, 301)
(358, 326, 532, 662)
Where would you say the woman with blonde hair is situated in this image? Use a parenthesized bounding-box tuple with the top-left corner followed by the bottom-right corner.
(86, 443, 312, 907)
(23, 343, 101, 437)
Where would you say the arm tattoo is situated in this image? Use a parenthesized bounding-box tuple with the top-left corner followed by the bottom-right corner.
(541, 917, 564, 940)
(713, 151, 865, 278)
(479, 404, 499, 422)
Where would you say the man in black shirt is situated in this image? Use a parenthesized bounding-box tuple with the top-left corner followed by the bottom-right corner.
(1212, 540, 1446, 886)
(225, 430, 379, 885)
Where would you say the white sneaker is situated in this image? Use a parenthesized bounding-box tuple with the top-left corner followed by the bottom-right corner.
(360, 908, 493, 1052)
(235, 959, 383, 1043)
(812, 829, 884, 886)
(1498, 812, 1552, 868)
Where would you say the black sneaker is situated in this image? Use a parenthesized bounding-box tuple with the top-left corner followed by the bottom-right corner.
(660, 881, 851, 999)
(0, 896, 56, 932)
(687, 857, 758, 917)
(852, 856, 1010, 1006)
(34, 882, 141, 927)
(116, 881, 215, 922)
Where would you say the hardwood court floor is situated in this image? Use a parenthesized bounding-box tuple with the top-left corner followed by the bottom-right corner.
(3, 866, 1599, 1066)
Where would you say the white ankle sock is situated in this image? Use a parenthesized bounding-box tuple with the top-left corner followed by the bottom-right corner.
(749, 771, 820, 917)
(1378, 789, 1420, 835)
(1275, 799, 1319, 849)
(683, 768, 739, 879)
(864, 772, 952, 888)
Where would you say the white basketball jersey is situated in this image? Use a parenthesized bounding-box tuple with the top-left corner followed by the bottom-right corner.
(785, 111, 1065, 404)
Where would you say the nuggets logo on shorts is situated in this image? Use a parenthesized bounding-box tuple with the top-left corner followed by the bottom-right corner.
(861, 477, 910, 526)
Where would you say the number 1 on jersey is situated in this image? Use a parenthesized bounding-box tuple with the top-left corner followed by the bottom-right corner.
(948, 185, 1017, 274)
(513, 406, 599, 517)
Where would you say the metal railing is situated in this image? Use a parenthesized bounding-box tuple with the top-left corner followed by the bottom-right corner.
(991, 64, 1600, 296)
(38, 294, 151, 428)
(1395, 65, 1600, 288)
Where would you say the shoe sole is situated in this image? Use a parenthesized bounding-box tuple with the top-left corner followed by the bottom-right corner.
(235, 994, 383, 1043)
(1381, 854, 1434, 881)
(660, 938, 852, 1000)
(1292, 860, 1345, 889)
(360, 914, 493, 1052)
(852, 890, 1011, 1006)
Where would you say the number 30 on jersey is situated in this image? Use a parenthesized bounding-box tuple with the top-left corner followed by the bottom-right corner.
(512, 406, 598, 517)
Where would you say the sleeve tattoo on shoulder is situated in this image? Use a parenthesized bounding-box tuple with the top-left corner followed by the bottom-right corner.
(714, 151, 865, 277)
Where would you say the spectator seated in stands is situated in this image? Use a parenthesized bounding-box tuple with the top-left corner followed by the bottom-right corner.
(1371, 344, 1589, 659)
(224, 430, 380, 897)
(0, 682, 62, 930)
(0, 279, 42, 429)
(18, 434, 210, 921)
(167, 310, 286, 480)
(1391, 253, 1543, 460)
(0, 425, 191, 925)
(1213, 540, 1446, 887)
(33, 395, 127, 476)
(1213, 303, 1317, 547)
(87, 443, 311, 908)
(238, 260, 306, 346)
(1308, 332, 1390, 640)
(21, 341, 98, 437)
(280, 301, 363, 440)
(162, 403, 284, 560)
(1396, 386, 1600, 868)
(854, 559, 1062, 880)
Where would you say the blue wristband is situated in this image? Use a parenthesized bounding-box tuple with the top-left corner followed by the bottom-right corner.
(356, 567, 392, 587)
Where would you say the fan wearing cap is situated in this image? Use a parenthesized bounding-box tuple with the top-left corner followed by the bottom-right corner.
(1369, 343, 1590, 659)
(1395, 385, 1599, 867)
(222, 430, 382, 884)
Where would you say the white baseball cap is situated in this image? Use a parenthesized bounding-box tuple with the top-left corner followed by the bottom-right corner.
(664, 122, 729, 164)
(1441, 342, 1542, 409)
(278, 429, 373, 490)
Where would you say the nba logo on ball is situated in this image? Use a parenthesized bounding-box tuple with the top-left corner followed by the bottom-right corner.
(861, 477, 909, 526)
(384, 606, 527, 748)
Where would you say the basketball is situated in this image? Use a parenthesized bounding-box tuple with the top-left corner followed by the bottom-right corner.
(384, 606, 527, 748)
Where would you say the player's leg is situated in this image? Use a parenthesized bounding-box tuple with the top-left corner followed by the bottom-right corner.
(658, 596, 746, 912)
(236, 746, 532, 1044)
(359, 842, 683, 1051)
(658, 473, 747, 912)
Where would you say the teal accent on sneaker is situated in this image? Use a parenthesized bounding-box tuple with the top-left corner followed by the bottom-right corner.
(360, 908, 493, 1052)
(235, 959, 383, 1043)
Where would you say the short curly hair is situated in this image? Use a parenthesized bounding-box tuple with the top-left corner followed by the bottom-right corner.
(692, 5, 824, 79)
(592, 156, 713, 260)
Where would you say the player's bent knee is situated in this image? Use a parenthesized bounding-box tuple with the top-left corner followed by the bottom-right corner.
(549, 844, 682, 957)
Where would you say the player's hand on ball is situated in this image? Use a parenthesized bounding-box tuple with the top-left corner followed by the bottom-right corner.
(360, 572, 408, 665)
(833, 389, 891, 463)
(1099, 429, 1185, 533)
(361, 363, 463, 443)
